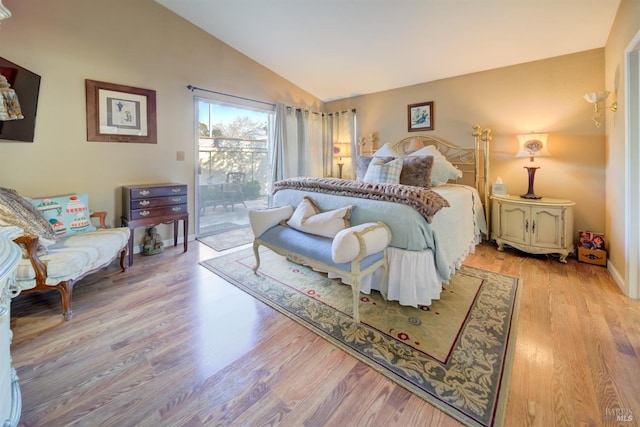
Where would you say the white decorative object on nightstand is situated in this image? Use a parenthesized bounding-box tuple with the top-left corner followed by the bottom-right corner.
(491, 194, 575, 263)
(0, 228, 21, 426)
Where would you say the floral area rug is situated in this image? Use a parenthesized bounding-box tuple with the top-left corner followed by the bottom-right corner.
(200, 248, 520, 427)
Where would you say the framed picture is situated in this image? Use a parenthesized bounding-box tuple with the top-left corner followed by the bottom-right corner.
(85, 79, 157, 143)
(408, 101, 434, 132)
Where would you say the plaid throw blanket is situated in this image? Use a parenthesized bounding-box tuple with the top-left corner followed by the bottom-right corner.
(273, 177, 449, 223)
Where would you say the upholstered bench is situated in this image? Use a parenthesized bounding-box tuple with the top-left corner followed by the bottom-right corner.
(0, 188, 130, 320)
(249, 205, 391, 324)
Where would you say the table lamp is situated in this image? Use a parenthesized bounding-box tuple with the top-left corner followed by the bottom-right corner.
(515, 132, 550, 199)
(334, 142, 351, 178)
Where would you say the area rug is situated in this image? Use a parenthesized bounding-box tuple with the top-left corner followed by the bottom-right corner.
(198, 226, 253, 251)
(200, 248, 520, 427)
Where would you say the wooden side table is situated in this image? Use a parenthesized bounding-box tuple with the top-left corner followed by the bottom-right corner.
(121, 183, 189, 266)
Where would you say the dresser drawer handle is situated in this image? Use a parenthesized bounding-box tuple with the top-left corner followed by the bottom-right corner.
(171, 197, 182, 202)
(139, 200, 150, 206)
(171, 207, 182, 212)
(140, 210, 150, 217)
(171, 188, 182, 193)
(138, 190, 150, 196)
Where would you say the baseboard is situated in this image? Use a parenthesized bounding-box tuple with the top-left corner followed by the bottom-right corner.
(132, 233, 196, 255)
(607, 261, 628, 296)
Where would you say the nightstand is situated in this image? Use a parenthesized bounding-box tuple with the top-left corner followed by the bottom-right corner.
(490, 194, 575, 263)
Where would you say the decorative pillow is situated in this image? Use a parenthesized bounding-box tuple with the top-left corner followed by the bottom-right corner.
(399, 155, 434, 188)
(29, 193, 96, 238)
(249, 205, 294, 238)
(0, 186, 57, 253)
(358, 155, 433, 188)
(363, 157, 403, 184)
(332, 222, 392, 264)
(373, 143, 404, 158)
(409, 145, 462, 185)
(356, 156, 373, 181)
(287, 196, 353, 238)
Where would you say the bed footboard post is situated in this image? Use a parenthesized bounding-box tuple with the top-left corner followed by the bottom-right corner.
(473, 124, 492, 240)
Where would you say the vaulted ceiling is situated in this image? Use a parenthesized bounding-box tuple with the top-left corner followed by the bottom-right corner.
(156, 0, 621, 102)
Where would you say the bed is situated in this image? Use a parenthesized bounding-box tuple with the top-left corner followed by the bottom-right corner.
(272, 125, 492, 307)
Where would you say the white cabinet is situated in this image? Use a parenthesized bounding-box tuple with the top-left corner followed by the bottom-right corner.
(491, 195, 575, 263)
(0, 230, 21, 426)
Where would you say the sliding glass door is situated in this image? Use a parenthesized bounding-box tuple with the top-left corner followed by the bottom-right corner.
(195, 97, 272, 238)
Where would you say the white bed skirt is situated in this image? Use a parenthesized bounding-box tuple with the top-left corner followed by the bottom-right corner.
(327, 247, 442, 307)
(327, 235, 481, 308)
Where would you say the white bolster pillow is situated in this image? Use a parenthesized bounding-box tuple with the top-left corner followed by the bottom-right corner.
(331, 222, 391, 264)
(249, 206, 294, 237)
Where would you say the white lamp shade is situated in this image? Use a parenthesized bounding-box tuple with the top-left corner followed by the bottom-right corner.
(583, 91, 610, 104)
(515, 133, 551, 158)
(333, 142, 351, 160)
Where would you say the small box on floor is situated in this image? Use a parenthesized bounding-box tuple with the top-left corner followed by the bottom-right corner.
(578, 230, 607, 266)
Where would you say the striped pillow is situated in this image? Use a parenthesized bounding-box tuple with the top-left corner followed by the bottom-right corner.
(363, 157, 403, 184)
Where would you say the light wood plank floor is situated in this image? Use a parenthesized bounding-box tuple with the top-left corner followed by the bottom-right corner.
(9, 241, 640, 426)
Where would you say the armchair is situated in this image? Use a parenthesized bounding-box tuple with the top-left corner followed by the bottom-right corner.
(0, 188, 130, 320)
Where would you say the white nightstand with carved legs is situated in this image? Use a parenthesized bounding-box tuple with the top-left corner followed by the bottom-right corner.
(490, 195, 575, 263)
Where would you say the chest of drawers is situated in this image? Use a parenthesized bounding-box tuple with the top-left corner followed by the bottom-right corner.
(121, 183, 189, 265)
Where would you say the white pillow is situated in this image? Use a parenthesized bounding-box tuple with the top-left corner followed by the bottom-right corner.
(287, 197, 353, 238)
(409, 145, 462, 185)
(332, 222, 392, 264)
(373, 143, 404, 158)
(249, 205, 294, 237)
(363, 157, 403, 184)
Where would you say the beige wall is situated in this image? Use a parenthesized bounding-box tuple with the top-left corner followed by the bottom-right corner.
(604, 0, 640, 296)
(0, 0, 321, 242)
(327, 50, 607, 240)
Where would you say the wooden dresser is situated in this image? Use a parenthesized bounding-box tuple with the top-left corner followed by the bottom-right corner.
(121, 183, 189, 266)
(0, 229, 21, 426)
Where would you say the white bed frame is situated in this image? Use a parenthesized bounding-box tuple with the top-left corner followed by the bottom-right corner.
(385, 124, 492, 238)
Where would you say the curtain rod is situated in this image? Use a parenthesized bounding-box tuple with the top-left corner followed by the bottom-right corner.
(187, 85, 356, 115)
(186, 84, 276, 107)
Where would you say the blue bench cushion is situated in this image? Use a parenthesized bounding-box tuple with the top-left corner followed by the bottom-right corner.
(260, 225, 384, 271)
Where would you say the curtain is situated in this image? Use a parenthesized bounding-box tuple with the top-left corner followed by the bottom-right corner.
(270, 105, 356, 204)
(323, 110, 357, 179)
(267, 104, 287, 204)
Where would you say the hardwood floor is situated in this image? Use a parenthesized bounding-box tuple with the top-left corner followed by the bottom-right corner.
(9, 241, 639, 426)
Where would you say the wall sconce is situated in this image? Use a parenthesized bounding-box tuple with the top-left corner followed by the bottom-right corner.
(333, 142, 351, 179)
(0, 74, 23, 121)
(515, 132, 550, 199)
(583, 90, 617, 128)
(0, 1, 12, 21)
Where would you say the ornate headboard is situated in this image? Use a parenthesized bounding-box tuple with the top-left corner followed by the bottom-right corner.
(387, 125, 492, 238)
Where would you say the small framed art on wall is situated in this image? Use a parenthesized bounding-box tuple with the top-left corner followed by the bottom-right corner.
(85, 79, 157, 144)
(408, 101, 434, 132)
